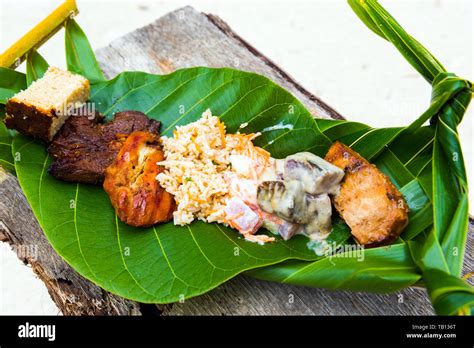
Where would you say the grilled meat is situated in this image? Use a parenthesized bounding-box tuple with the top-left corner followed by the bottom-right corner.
(103, 131, 175, 227)
(47, 108, 160, 184)
(324, 141, 409, 247)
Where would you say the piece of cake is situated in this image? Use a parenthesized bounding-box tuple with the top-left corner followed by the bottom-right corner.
(4, 67, 89, 141)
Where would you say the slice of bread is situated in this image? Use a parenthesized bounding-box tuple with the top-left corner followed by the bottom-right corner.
(5, 67, 90, 141)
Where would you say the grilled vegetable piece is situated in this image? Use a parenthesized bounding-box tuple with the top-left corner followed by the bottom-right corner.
(257, 180, 300, 222)
(48, 109, 160, 184)
(324, 141, 409, 247)
(302, 193, 332, 236)
(284, 152, 344, 194)
(103, 131, 175, 227)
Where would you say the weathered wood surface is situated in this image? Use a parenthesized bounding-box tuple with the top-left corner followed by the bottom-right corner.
(0, 168, 141, 315)
(1, 6, 472, 315)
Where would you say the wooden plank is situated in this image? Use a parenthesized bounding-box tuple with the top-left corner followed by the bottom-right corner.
(0, 168, 141, 315)
(1, 6, 472, 315)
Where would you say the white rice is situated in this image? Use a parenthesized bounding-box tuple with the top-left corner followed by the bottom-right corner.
(157, 109, 270, 226)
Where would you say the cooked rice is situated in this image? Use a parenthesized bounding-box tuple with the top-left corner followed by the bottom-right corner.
(156, 109, 270, 227)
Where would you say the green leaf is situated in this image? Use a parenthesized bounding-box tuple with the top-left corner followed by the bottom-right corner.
(348, 0, 473, 315)
(248, 243, 420, 292)
(26, 50, 49, 86)
(0, 69, 25, 173)
(347, 0, 385, 38)
(440, 194, 468, 276)
(399, 179, 432, 240)
(0, 51, 49, 174)
(13, 67, 337, 303)
(0, 106, 15, 173)
(0, 68, 26, 104)
(423, 268, 474, 315)
(15, 66, 435, 302)
(306, 219, 352, 255)
(65, 19, 105, 83)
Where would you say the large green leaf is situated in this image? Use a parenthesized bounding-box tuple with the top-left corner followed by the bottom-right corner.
(13, 67, 351, 303)
(0, 51, 49, 174)
(26, 49, 49, 86)
(248, 243, 420, 292)
(0, 68, 26, 104)
(13, 66, 436, 303)
(65, 19, 105, 83)
(335, 0, 472, 314)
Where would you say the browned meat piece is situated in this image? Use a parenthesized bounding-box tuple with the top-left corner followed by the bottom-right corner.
(103, 131, 175, 227)
(47, 108, 160, 184)
(324, 141, 409, 247)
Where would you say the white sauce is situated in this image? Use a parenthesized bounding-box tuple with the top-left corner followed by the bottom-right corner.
(262, 122, 294, 132)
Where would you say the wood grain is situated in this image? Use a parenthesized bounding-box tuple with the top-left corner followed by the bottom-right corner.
(0, 168, 140, 315)
(1, 6, 472, 315)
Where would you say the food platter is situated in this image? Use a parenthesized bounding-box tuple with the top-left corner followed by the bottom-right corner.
(0, 0, 472, 315)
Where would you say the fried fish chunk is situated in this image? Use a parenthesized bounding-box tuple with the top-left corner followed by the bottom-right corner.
(324, 141, 409, 247)
(103, 131, 175, 227)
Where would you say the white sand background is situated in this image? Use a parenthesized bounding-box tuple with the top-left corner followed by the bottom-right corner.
(0, 0, 472, 314)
